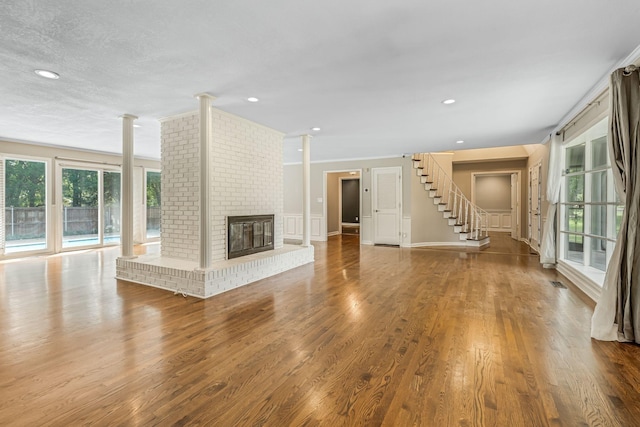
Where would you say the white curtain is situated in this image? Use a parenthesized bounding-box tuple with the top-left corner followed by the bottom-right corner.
(539, 134, 563, 266)
(591, 66, 640, 342)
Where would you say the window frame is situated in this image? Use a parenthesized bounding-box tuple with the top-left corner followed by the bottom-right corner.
(559, 117, 622, 281)
(55, 159, 122, 252)
(2, 154, 52, 256)
(144, 168, 161, 241)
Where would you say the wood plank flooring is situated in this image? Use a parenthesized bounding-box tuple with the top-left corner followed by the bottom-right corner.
(1, 234, 640, 426)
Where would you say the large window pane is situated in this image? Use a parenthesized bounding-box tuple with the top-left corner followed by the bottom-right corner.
(566, 175, 584, 202)
(591, 136, 608, 169)
(62, 168, 98, 248)
(566, 234, 584, 264)
(566, 205, 584, 233)
(566, 144, 585, 173)
(591, 171, 606, 202)
(146, 171, 161, 239)
(590, 205, 606, 238)
(104, 171, 121, 244)
(4, 159, 47, 253)
(590, 237, 606, 271)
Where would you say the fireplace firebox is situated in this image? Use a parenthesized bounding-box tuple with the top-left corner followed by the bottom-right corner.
(227, 214, 274, 259)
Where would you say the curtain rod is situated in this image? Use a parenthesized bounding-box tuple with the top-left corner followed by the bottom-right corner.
(623, 64, 638, 75)
(558, 63, 638, 137)
(555, 89, 608, 138)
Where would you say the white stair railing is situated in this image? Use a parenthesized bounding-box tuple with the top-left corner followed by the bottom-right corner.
(412, 153, 489, 239)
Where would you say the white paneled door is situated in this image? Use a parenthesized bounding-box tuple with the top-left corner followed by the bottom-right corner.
(372, 167, 401, 245)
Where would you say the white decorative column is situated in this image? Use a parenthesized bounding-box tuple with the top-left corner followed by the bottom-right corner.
(302, 134, 312, 247)
(121, 114, 137, 259)
(196, 93, 216, 269)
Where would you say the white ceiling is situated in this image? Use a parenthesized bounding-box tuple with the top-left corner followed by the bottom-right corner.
(2, 1, 640, 163)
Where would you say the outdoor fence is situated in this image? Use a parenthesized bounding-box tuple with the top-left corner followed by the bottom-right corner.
(147, 206, 161, 231)
(4, 207, 46, 240)
(4, 206, 124, 240)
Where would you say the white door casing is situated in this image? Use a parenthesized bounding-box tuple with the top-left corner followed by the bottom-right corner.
(511, 173, 518, 239)
(529, 164, 541, 251)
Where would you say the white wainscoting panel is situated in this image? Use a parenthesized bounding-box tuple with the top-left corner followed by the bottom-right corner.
(487, 210, 512, 232)
(361, 216, 373, 245)
(283, 214, 326, 241)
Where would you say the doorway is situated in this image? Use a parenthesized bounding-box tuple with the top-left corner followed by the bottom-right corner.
(56, 161, 121, 251)
(340, 177, 360, 235)
(471, 171, 521, 239)
(324, 170, 361, 241)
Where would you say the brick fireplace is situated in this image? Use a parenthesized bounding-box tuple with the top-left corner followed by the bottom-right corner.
(116, 106, 314, 298)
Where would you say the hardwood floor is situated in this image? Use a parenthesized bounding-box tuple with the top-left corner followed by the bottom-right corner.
(1, 234, 639, 426)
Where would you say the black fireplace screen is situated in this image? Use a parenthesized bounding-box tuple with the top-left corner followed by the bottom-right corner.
(227, 214, 274, 259)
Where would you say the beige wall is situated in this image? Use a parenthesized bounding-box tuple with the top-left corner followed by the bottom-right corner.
(475, 175, 511, 210)
(451, 145, 531, 163)
(410, 152, 460, 244)
(284, 156, 412, 244)
(453, 159, 528, 239)
(410, 168, 460, 244)
(284, 156, 411, 217)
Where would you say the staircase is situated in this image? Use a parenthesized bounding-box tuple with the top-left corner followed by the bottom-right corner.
(412, 153, 490, 247)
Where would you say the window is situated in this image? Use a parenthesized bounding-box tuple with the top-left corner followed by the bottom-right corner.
(146, 170, 161, 239)
(104, 171, 121, 244)
(60, 165, 121, 249)
(559, 117, 622, 277)
(4, 158, 47, 253)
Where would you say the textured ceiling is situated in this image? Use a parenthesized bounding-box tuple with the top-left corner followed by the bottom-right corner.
(1, 1, 640, 163)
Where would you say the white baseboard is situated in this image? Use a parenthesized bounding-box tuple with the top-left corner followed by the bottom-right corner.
(408, 241, 467, 248)
(361, 240, 373, 245)
(327, 231, 340, 237)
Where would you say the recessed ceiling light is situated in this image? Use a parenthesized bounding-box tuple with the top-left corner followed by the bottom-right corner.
(456, 140, 464, 144)
(297, 148, 303, 152)
(247, 97, 259, 102)
(133, 124, 141, 128)
(311, 127, 321, 131)
(34, 69, 60, 79)
(442, 99, 456, 105)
